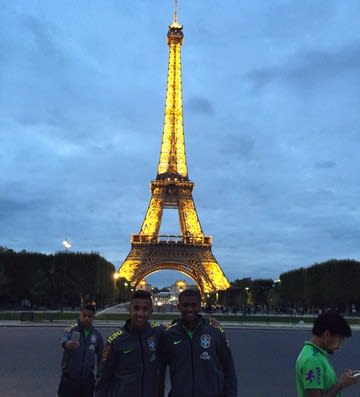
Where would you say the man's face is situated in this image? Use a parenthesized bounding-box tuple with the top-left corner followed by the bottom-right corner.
(178, 295, 201, 324)
(79, 309, 95, 329)
(324, 331, 345, 354)
(129, 298, 153, 329)
(326, 335, 345, 354)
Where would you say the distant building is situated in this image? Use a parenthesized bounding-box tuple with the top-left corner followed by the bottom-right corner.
(152, 280, 198, 307)
(136, 279, 151, 292)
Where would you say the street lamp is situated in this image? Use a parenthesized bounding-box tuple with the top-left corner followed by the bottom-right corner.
(62, 239, 71, 250)
(60, 239, 71, 313)
(245, 287, 250, 305)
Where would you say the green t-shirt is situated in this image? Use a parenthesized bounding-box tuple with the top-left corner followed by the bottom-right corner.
(181, 321, 200, 339)
(296, 341, 340, 397)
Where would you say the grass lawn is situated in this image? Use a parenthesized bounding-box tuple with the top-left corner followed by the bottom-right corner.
(1, 311, 360, 326)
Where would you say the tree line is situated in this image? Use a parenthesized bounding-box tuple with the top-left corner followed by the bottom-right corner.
(219, 259, 360, 314)
(0, 247, 116, 309)
(1, 247, 359, 313)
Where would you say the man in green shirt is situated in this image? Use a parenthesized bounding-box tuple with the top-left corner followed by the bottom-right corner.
(296, 311, 357, 397)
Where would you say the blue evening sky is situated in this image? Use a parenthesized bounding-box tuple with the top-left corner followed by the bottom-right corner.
(1, 1, 360, 287)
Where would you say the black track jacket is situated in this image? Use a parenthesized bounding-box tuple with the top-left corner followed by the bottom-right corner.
(159, 316, 237, 397)
(60, 320, 104, 380)
(95, 320, 165, 397)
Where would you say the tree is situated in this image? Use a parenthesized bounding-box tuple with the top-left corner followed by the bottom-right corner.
(0, 263, 9, 301)
(251, 279, 273, 306)
(115, 278, 132, 303)
(279, 268, 305, 308)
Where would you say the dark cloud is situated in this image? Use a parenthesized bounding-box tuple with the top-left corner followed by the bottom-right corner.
(219, 134, 255, 158)
(186, 97, 214, 115)
(315, 161, 336, 169)
(22, 15, 66, 66)
(247, 41, 360, 92)
(261, 2, 336, 39)
(328, 225, 360, 241)
(0, 198, 36, 216)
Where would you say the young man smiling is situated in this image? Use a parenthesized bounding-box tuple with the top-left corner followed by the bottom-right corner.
(296, 311, 357, 397)
(95, 290, 165, 397)
(159, 288, 238, 397)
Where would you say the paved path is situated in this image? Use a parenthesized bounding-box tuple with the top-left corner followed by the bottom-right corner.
(1, 326, 360, 397)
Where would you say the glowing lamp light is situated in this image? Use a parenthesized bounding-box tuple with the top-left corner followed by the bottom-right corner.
(62, 239, 71, 249)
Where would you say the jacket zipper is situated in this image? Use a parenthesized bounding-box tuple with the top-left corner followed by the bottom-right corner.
(139, 333, 145, 397)
(80, 330, 87, 376)
(190, 336, 194, 397)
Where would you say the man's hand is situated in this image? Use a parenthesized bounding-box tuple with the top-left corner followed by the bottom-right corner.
(307, 371, 358, 397)
(65, 340, 80, 350)
(338, 370, 357, 388)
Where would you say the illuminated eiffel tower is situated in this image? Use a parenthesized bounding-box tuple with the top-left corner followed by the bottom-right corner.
(117, 4, 230, 294)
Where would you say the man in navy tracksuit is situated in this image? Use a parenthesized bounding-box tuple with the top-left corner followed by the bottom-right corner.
(95, 290, 165, 397)
(159, 289, 238, 397)
(57, 301, 104, 397)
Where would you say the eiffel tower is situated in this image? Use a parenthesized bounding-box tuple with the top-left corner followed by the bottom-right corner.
(117, 4, 230, 294)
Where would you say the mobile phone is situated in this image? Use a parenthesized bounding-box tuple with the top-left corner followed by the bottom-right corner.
(71, 330, 81, 342)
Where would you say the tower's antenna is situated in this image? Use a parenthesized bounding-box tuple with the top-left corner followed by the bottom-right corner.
(173, 0, 178, 23)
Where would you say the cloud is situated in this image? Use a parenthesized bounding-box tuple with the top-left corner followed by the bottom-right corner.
(0, 198, 37, 217)
(22, 15, 65, 64)
(219, 133, 255, 159)
(247, 41, 360, 92)
(186, 97, 214, 115)
(315, 161, 336, 169)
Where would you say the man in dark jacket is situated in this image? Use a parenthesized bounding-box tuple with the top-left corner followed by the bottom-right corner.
(95, 290, 165, 397)
(58, 301, 104, 397)
(159, 289, 238, 397)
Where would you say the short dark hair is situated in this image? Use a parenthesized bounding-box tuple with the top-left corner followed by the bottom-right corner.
(312, 311, 351, 337)
(179, 289, 201, 302)
(131, 290, 152, 303)
(82, 301, 96, 312)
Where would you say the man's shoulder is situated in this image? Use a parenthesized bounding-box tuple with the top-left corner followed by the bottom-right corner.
(297, 343, 326, 369)
(301, 343, 325, 357)
(202, 318, 225, 336)
(106, 328, 125, 344)
(149, 320, 165, 331)
(163, 320, 181, 335)
(64, 321, 78, 333)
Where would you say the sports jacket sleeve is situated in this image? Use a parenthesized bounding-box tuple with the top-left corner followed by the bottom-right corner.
(60, 325, 75, 349)
(95, 342, 118, 397)
(96, 332, 105, 372)
(216, 330, 238, 397)
(157, 331, 170, 397)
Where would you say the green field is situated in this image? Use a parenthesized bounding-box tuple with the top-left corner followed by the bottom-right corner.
(1, 311, 360, 326)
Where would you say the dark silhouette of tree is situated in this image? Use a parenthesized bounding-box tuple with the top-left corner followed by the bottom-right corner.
(0, 249, 116, 308)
